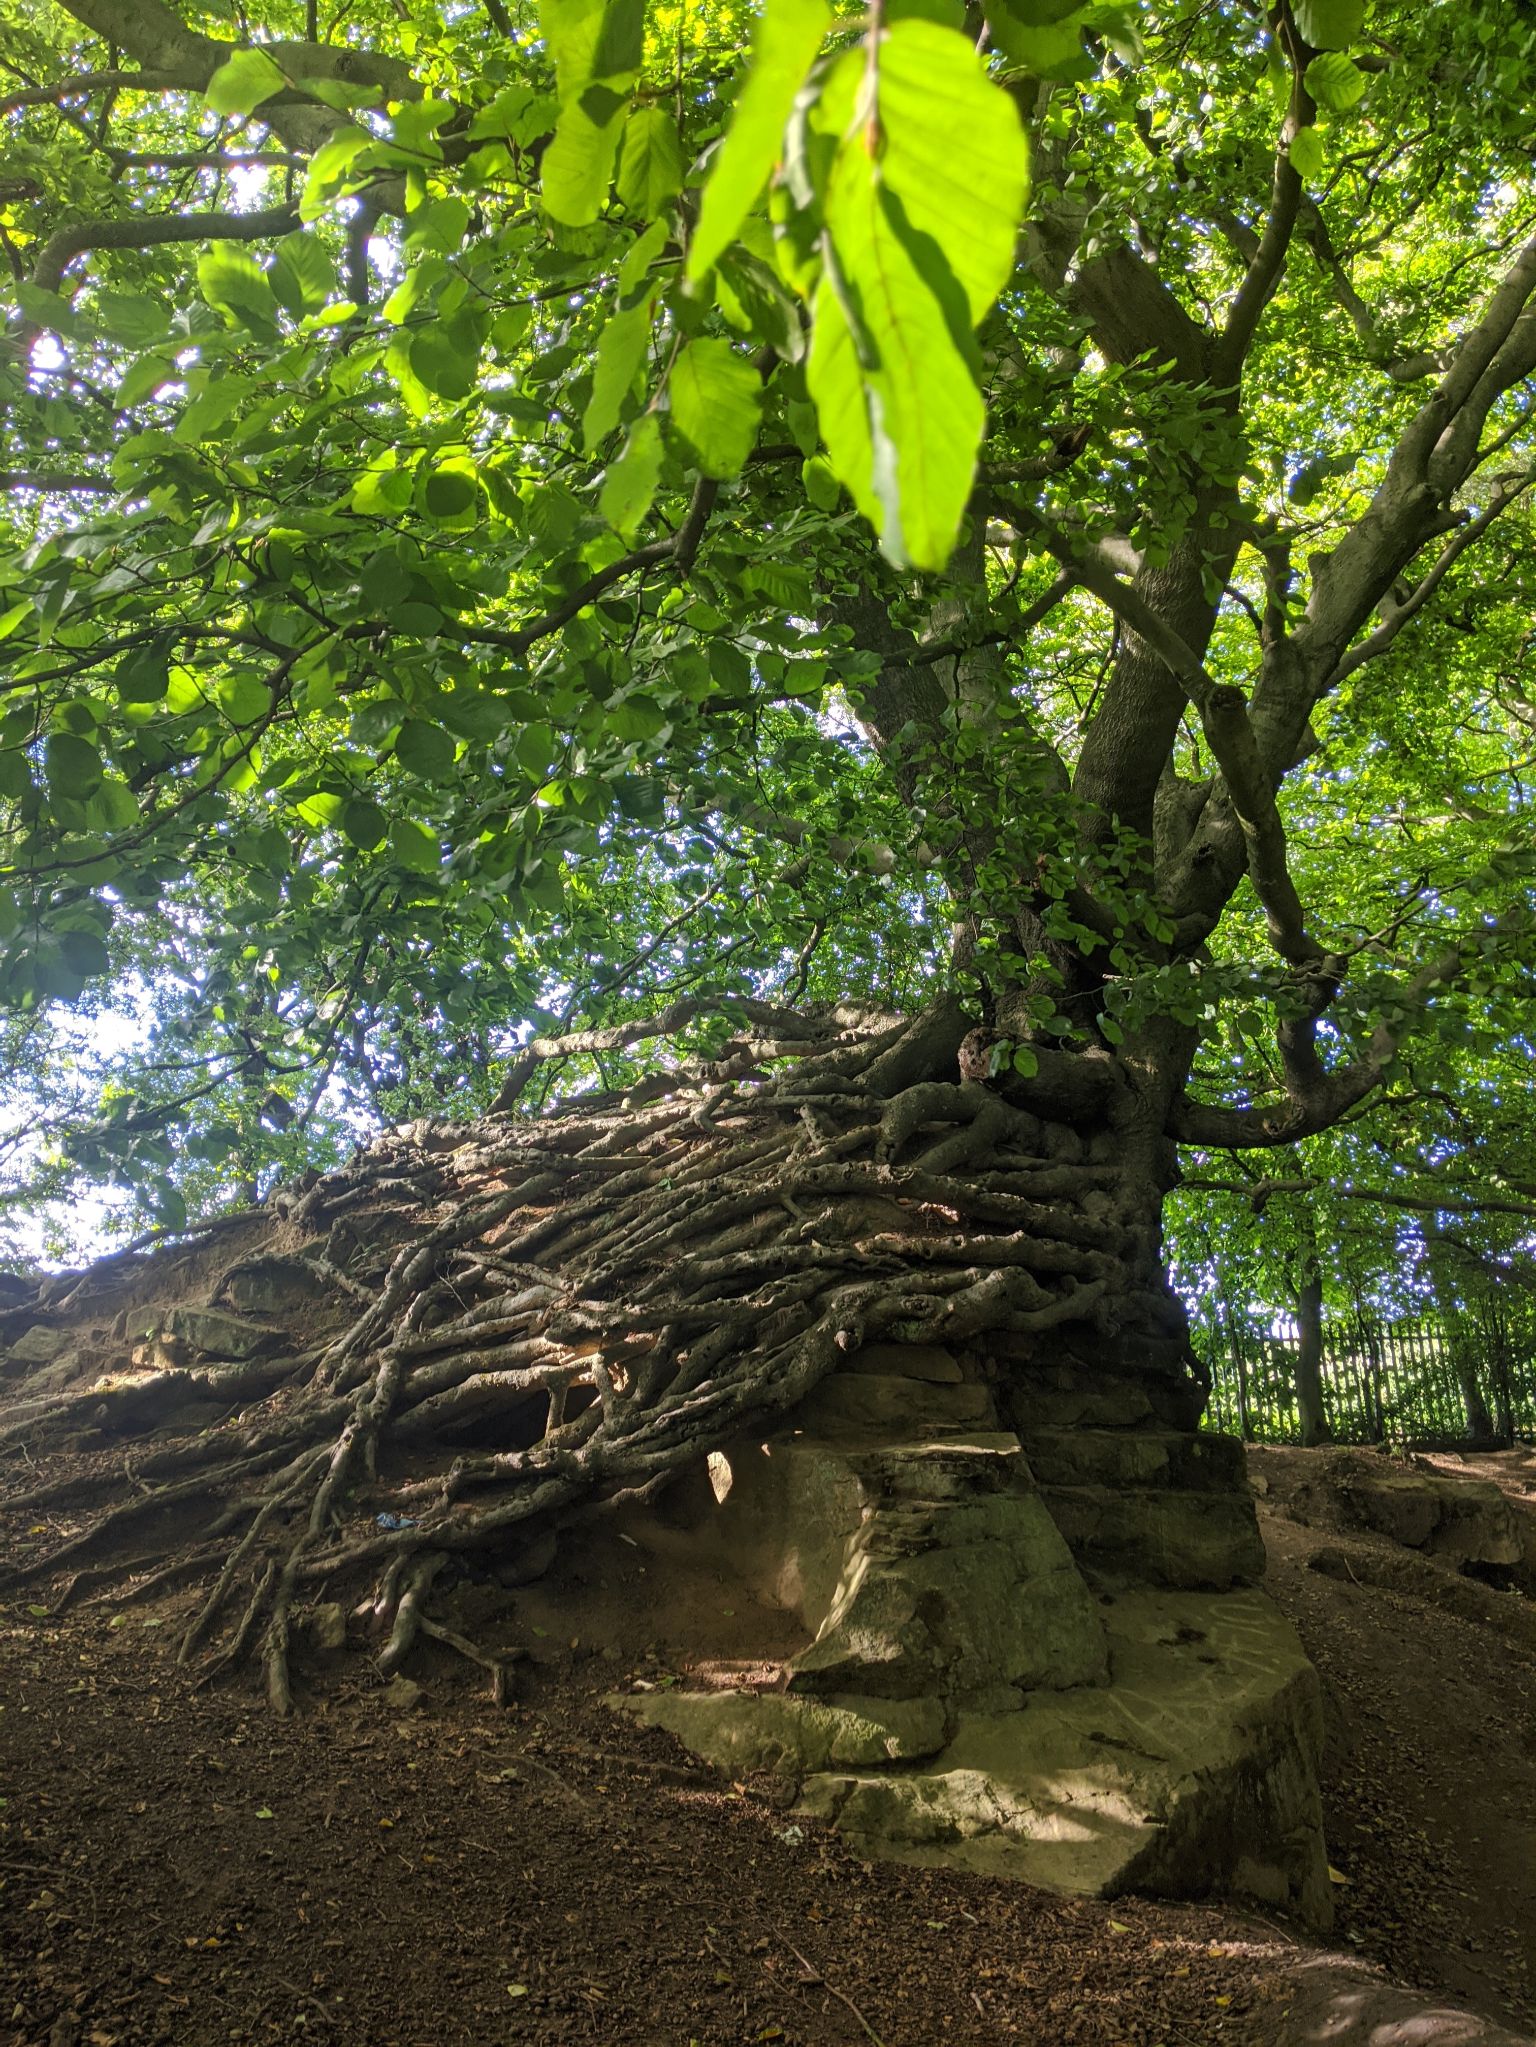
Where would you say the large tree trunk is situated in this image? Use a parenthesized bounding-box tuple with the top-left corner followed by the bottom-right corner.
(0, 1006, 1331, 1923)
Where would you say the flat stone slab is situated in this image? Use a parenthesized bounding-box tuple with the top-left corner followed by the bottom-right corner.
(162, 1306, 277, 1359)
(611, 1689, 948, 1774)
(1343, 1473, 1524, 1569)
(7, 1324, 69, 1367)
(1039, 1482, 1267, 1588)
(797, 1586, 1328, 1923)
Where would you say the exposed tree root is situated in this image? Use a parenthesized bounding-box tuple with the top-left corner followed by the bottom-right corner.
(0, 1004, 1186, 1708)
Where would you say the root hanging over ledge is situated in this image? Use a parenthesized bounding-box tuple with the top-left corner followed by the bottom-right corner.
(0, 1002, 1180, 1713)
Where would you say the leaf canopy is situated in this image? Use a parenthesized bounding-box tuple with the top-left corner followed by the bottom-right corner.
(0, 0, 1534, 1272)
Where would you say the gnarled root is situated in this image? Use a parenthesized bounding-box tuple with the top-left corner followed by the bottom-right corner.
(0, 1004, 1176, 1705)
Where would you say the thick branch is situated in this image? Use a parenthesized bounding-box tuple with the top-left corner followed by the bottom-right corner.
(1288, 230, 1536, 693)
(1171, 910, 1531, 1148)
(0, 69, 193, 113)
(1023, 511, 1325, 974)
(490, 993, 861, 1111)
(31, 204, 300, 297)
(1328, 470, 1535, 687)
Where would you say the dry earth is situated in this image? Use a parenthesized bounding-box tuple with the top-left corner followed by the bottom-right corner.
(1, 1444, 1533, 2047)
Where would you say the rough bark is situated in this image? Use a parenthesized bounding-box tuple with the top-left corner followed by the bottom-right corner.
(0, 1007, 1195, 1711)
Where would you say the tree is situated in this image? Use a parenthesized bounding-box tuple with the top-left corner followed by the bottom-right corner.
(1, 0, 1534, 1772)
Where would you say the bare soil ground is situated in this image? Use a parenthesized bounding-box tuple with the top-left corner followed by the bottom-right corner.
(1251, 1444, 1536, 2037)
(2, 1446, 1533, 2047)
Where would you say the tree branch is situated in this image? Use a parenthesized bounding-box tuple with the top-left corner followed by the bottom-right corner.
(490, 995, 865, 1112)
(1171, 908, 1531, 1148)
(1328, 468, 1536, 686)
(0, 69, 192, 114)
(463, 478, 718, 660)
(1180, 1176, 1536, 1222)
(1015, 506, 1327, 975)
(1211, 16, 1309, 383)
(30, 203, 299, 297)
(0, 468, 114, 493)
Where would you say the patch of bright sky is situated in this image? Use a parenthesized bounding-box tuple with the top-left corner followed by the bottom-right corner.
(0, 983, 155, 1271)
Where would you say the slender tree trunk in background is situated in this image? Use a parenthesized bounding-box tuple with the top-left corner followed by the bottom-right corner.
(1425, 1225, 1497, 1442)
(1292, 1212, 1331, 1447)
(1484, 1309, 1517, 1442)
(1220, 1294, 1253, 1440)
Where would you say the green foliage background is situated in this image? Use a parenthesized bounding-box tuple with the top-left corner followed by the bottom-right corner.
(0, 0, 1534, 1310)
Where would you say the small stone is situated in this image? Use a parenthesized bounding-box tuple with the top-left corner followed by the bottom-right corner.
(162, 1305, 276, 1359)
(8, 1325, 68, 1367)
(307, 1603, 346, 1654)
(491, 1529, 557, 1587)
(383, 1676, 425, 1713)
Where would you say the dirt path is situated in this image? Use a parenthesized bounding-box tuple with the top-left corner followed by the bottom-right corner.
(2, 1452, 1533, 2046)
(1253, 1446, 1536, 2036)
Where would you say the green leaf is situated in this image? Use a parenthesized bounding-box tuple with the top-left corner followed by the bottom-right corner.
(582, 290, 655, 450)
(58, 929, 109, 979)
(389, 817, 441, 873)
(1288, 125, 1326, 181)
(670, 339, 761, 478)
(395, 719, 457, 779)
(218, 674, 271, 726)
(1305, 51, 1366, 111)
(715, 250, 805, 361)
(854, 20, 1030, 324)
(115, 639, 171, 705)
(44, 732, 104, 798)
(688, 0, 831, 280)
(268, 232, 337, 316)
(538, 0, 646, 225)
(406, 195, 472, 256)
(423, 466, 481, 521)
(542, 83, 634, 224)
(197, 243, 279, 337)
(806, 21, 1027, 567)
(342, 798, 389, 849)
(1001, 0, 1080, 20)
(802, 455, 839, 511)
(300, 125, 374, 220)
(204, 46, 287, 117)
(600, 413, 665, 538)
(616, 105, 684, 215)
(1292, 0, 1364, 48)
(988, 10, 1093, 79)
(887, 0, 963, 19)
(89, 779, 139, 832)
(542, 0, 645, 93)
(94, 292, 169, 347)
(409, 324, 481, 402)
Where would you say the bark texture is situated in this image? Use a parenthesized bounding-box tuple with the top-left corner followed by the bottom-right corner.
(0, 1006, 1195, 1713)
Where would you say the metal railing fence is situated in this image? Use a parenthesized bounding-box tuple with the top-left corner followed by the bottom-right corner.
(1193, 1296, 1536, 1444)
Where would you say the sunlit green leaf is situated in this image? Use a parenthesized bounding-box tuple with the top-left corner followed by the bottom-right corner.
(204, 46, 287, 117)
(688, 0, 832, 280)
(669, 339, 761, 479)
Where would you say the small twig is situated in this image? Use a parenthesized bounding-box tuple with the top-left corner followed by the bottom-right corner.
(780, 1937, 886, 2047)
(505, 1749, 596, 1811)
